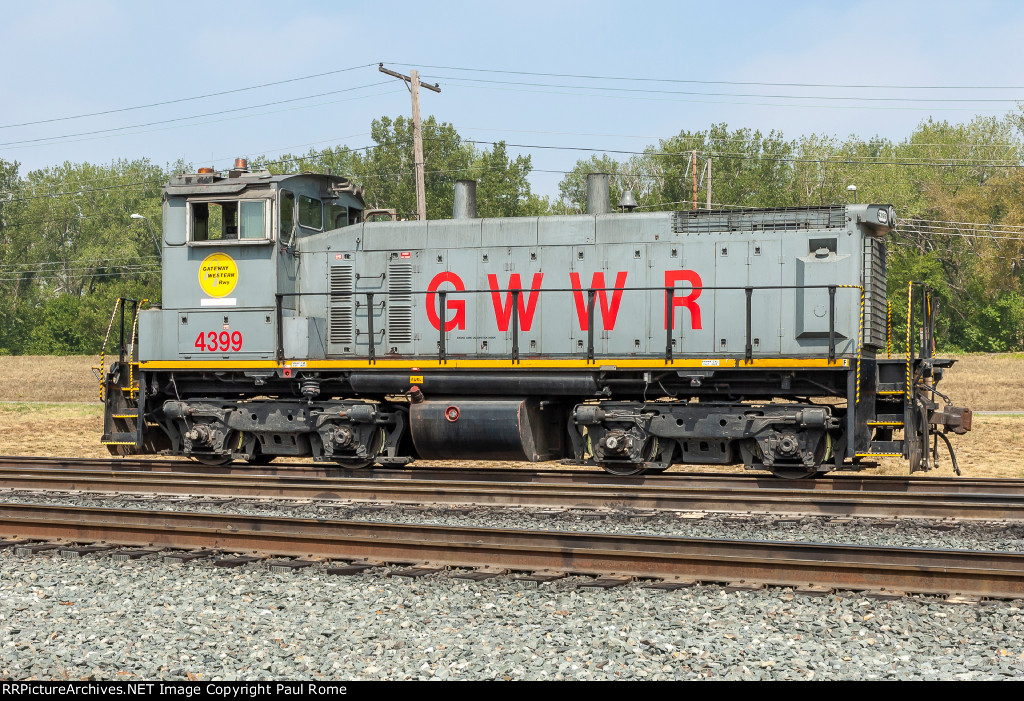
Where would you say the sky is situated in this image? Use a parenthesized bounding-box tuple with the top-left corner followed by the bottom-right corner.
(2, 0, 1024, 199)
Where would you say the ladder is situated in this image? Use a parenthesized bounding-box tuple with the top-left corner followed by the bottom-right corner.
(96, 297, 147, 455)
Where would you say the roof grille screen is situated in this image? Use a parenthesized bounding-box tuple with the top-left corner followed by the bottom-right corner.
(672, 207, 847, 234)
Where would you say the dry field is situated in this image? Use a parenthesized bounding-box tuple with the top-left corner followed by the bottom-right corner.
(0, 353, 1021, 477)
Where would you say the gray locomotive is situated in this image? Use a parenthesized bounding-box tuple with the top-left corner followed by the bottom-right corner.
(100, 161, 971, 478)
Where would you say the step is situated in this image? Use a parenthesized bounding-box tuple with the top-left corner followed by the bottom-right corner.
(873, 413, 904, 423)
(102, 432, 139, 446)
(876, 383, 906, 396)
(112, 414, 138, 420)
(857, 440, 904, 458)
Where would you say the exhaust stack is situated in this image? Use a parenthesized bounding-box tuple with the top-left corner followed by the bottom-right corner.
(453, 179, 477, 219)
(586, 173, 610, 215)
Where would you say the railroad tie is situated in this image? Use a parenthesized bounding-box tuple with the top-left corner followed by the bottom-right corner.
(578, 576, 632, 591)
(59, 545, 116, 559)
(111, 549, 161, 561)
(212, 556, 264, 568)
(268, 560, 316, 573)
(163, 550, 212, 564)
(389, 566, 445, 579)
(513, 571, 566, 585)
(325, 563, 374, 576)
(15, 543, 62, 556)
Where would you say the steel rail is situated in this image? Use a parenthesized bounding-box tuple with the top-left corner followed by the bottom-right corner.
(0, 502, 1022, 598)
(2, 465, 1024, 520)
(2, 455, 1023, 496)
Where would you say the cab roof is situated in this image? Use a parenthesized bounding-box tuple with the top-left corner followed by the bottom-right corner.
(164, 169, 365, 206)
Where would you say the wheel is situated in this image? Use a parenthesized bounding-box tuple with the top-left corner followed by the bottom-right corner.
(332, 458, 374, 470)
(331, 428, 384, 470)
(191, 455, 233, 466)
(597, 437, 661, 476)
(768, 464, 817, 480)
(598, 461, 646, 476)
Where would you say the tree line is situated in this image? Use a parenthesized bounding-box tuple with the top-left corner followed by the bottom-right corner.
(1, 113, 1023, 354)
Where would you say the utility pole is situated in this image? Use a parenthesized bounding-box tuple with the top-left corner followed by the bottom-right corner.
(706, 158, 712, 210)
(379, 64, 441, 221)
(691, 150, 698, 210)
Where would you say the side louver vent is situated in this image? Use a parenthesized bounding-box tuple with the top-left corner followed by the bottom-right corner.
(862, 238, 887, 350)
(328, 265, 354, 345)
(388, 262, 413, 345)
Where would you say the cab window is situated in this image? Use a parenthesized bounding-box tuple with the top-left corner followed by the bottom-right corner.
(192, 201, 235, 241)
(280, 190, 295, 239)
(238, 201, 265, 239)
(326, 203, 349, 229)
(191, 200, 267, 242)
(298, 195, 323, 230)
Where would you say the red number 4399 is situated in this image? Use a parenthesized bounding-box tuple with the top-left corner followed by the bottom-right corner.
(194, 331, 243, 352)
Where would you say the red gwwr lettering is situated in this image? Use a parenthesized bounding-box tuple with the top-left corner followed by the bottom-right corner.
(487, 273, 544, 331)
(570, 271, 628, 331)
(425, 272, 466, 332)
(664, 270, 703, 330)
(423, 269, 705, 333)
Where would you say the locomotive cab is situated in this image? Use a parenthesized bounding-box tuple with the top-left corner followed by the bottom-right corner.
(136, 164, 365, 363)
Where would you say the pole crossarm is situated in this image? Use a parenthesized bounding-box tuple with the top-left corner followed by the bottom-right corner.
(378, 63, 441, 93)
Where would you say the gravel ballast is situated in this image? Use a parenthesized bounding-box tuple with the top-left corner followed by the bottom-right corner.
(2, 549, 1024, 681)
(2, 491, 1024, 681)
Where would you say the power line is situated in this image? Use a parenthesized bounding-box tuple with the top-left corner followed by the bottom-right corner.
(420, 74, 1024, 104)
(448, 137, 1024, 168)
(0, 63, 379, 131)
(0, 87, 404, 154)
(431, 80, 1001, 113)
(392, 62, 1024, 91)
(0, 81, 392, 148)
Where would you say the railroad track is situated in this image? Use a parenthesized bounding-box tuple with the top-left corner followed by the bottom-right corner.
(2, 456, 1024, 520)
(0, 502, 1022, 599)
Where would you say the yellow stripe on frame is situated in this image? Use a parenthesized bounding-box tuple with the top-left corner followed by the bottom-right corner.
(138, 357, 855, 371)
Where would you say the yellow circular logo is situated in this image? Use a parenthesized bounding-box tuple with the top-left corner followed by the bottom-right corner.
(198, 252, 238, 298)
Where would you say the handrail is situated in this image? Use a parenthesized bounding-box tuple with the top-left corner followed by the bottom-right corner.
(275, 283, 864, 367)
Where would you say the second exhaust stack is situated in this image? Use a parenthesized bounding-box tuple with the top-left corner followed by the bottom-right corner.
(586, 173, 610, 215)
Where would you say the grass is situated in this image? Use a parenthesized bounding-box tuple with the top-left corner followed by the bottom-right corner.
(0, 355, 101, 403)
(936, 354, 1024, 412)
(0, 353, 1021, 477)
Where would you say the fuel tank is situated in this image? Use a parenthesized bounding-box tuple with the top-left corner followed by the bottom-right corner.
(409, 398, 564, 461)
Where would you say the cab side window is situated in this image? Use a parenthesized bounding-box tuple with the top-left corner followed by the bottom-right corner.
(191, 201, 237, 241)
(326, 203, 349, 229)
(280, 190, 295, 240)
(239, 201, 265, 239)
(298, 195, 323, 231)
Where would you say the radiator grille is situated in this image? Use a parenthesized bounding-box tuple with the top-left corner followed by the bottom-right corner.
(328, 265, 354, 345)
(387, 262, 413, 345)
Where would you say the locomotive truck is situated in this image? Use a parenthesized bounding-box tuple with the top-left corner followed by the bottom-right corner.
(99, 161, 971, 478)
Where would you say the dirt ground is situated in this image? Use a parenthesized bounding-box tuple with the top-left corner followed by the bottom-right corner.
(0, 354, 1020, 478)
